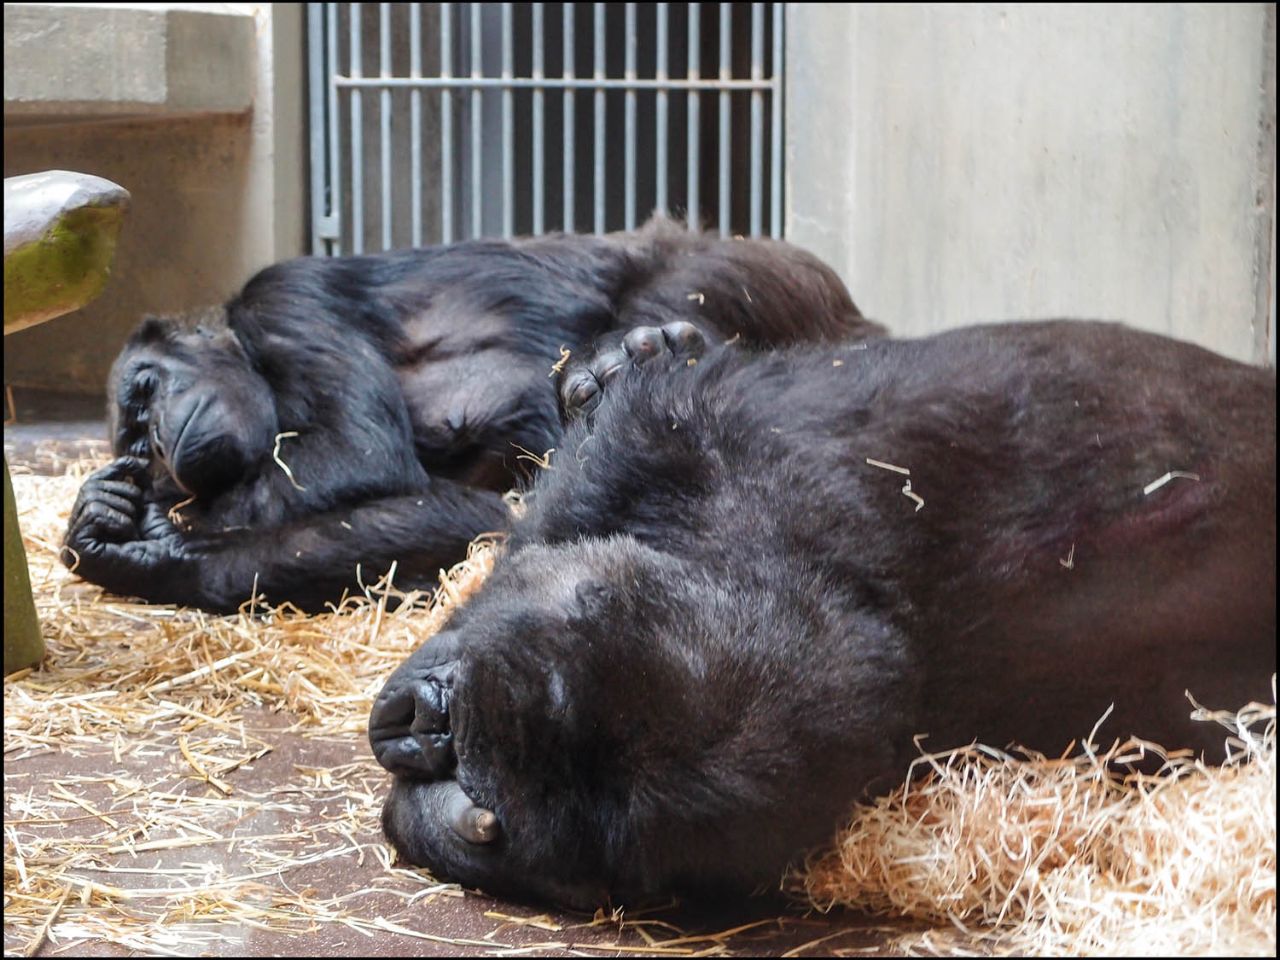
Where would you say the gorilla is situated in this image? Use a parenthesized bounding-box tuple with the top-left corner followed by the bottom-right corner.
(62, 218, 875, 612)
(369, 320, 1276, 909)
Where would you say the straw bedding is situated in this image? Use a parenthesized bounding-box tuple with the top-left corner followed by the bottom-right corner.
(4, 459, 1275, 956)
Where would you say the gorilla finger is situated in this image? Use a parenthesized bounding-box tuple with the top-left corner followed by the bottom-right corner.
(139, 502, 179, 540)
(87, 491, 140, 519)
(440, 781, 500, 844)
(661, 321, 707, 357)
(562, 369, 602, 418)
(95, 479, 144, 501)
(621, 326, 667, 363)
(77, 503, 137, 540)
(588, 348, 629, 384)
(97, 456, 151, 483)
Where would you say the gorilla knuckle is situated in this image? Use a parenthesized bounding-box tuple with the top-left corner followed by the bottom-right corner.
(622, 326, 666, 361)
(662, 321, 706, 355)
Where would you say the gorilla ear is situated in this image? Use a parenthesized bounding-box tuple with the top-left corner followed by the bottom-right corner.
(573, 580, 616, 618)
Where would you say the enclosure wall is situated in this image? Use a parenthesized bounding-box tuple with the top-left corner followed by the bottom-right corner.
(3, 3, 307, 395)
(787, 3, 1277, 365)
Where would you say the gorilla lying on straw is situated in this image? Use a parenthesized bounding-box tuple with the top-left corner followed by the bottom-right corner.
(61, 218, 872, 613)
(369, 320, 1276, 909)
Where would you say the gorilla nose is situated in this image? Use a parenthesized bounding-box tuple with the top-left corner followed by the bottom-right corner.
(369, 670, 458, 780)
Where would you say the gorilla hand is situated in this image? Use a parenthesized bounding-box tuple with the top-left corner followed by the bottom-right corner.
(64, 457, 152, 552)
(63, 456, 190, 596)
(559, 320, 714, 420)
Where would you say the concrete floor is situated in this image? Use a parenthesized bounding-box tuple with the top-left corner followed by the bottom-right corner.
(5, 711, 924, 958)
(3, 386, 933, 957)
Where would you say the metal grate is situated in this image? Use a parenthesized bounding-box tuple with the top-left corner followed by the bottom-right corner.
(307, 2, 785, 254)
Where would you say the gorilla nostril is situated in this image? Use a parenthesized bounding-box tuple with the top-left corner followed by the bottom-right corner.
(408, 678, 450, 732)
(376, 735, 424, 772)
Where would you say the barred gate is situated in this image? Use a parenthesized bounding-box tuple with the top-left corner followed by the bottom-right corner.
(307, 2, 785, 255)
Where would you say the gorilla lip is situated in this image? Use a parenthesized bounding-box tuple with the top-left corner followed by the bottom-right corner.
(157, 395, 210, 495)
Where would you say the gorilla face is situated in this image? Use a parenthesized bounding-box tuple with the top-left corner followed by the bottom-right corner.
(108, 309, 279, 500)
(370, 544, 667, 909)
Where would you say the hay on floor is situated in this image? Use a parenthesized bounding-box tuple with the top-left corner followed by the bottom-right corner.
(790, 693, 1276, 956)
(4, 461, 499, 955)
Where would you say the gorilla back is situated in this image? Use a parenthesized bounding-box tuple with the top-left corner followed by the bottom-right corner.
(370, 320, 1276, 909)
(63, 218, 873, 612)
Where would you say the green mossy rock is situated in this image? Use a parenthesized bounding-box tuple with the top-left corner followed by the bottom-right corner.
(4, 170, 130, 334)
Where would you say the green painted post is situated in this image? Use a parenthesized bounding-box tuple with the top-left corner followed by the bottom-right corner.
(4, 170, 130, 674)
(4, 460, 43, 674)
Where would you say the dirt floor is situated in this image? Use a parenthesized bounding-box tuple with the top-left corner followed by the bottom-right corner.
(3, 388, 932, 958)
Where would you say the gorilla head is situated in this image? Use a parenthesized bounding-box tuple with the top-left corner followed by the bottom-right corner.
(107, 308, 280, 500)
(371, 542, 642, 909)
(369, 536, 864, 909)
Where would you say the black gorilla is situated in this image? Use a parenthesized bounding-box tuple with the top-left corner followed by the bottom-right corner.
(62, 218, 874, 612)
(370, 321, 1276, 909)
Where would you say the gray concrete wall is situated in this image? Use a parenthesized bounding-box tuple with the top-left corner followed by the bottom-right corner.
(3, 2, 306, 395)
(787, 3, 1276, 365)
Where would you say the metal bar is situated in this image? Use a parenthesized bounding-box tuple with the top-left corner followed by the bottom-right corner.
(333, 75, 775, 90)
(409, 3, 423, 247)
(351, 2, 364, 253)
(379, 2, 392, 250)
(655, 3, 668, 217)
(593, 3, 605, 234)
(771, 2, 783, 238)
(624, 3, 636, 230)
(441, 3, 454, 243)
(718, 4, 731, 236)
(501, 2, 514, 238)
(563, 3, 575, 231)
(306, 4, 328, 254)
(532, 3, 545, 235)
(749, 2, 763, 238)
(326, 3, 342, 254)
(470, 3, 482, 239)
(687, 2, 700, 230)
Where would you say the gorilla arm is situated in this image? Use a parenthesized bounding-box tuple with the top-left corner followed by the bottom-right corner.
(62, 457, 511, 613)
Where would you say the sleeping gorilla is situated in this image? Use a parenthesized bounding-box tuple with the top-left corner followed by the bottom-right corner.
(370, 320, 1276, 909)
(62, 218, 875, 612)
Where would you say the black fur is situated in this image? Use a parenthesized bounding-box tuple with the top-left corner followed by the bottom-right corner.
(371, 321, 1276, 909)
(63, 218, 873, 612)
